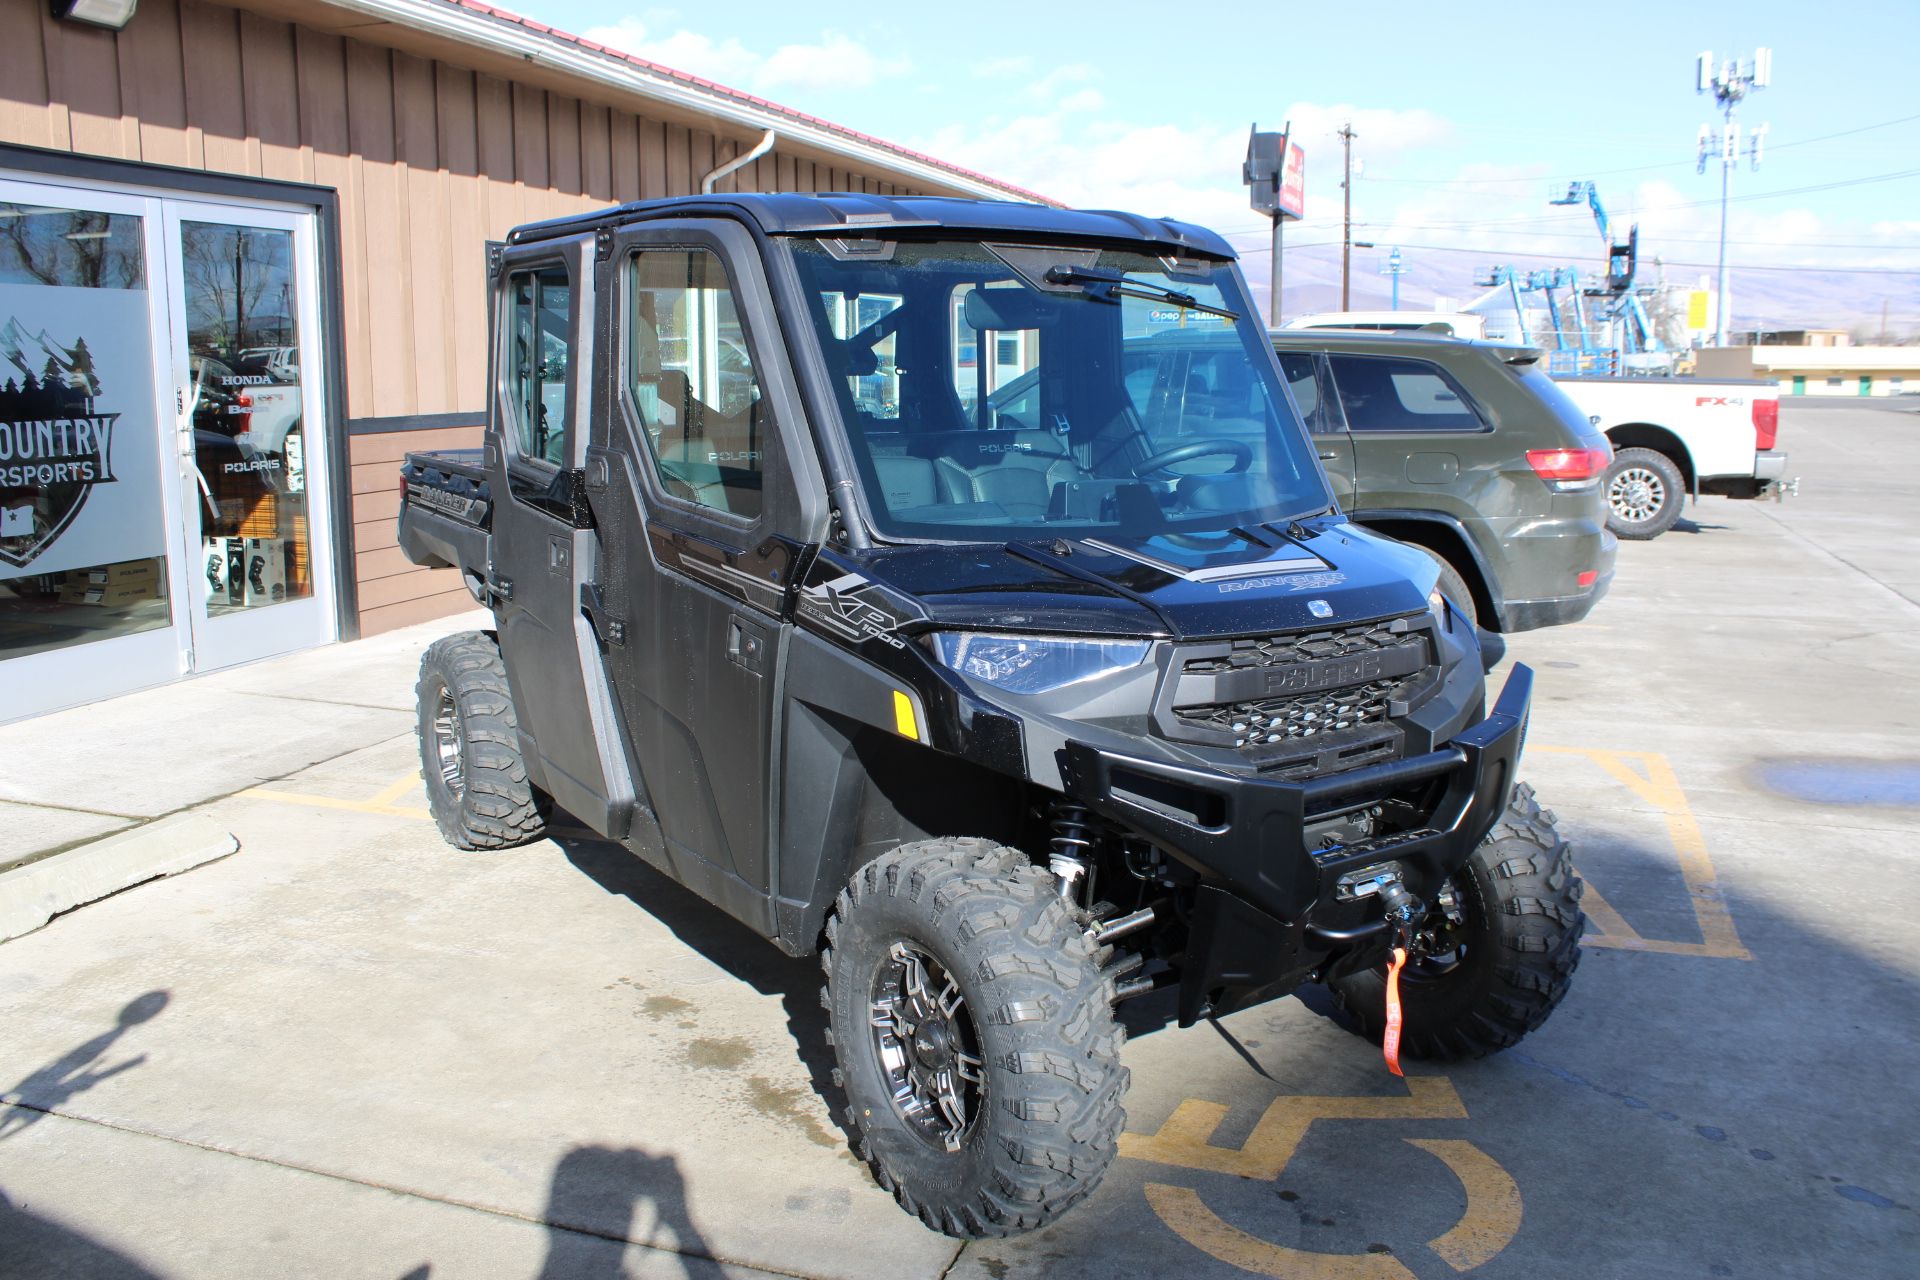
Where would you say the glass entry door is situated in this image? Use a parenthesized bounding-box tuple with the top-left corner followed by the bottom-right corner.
(162, 200, 335, 673)
(0, 179, 184, 719)
(0, 175, 335, 723)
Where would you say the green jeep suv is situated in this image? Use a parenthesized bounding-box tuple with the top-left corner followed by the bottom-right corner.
(1268, 329, 1616, 631)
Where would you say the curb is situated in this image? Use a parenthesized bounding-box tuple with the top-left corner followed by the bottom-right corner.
(0, 814, 238, 943)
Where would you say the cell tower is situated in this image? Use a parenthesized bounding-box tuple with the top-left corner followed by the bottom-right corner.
(1696, 48, 1771, 347)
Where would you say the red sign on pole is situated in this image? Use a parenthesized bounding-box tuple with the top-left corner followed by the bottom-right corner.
(1245, 126, 1306, 222)
(1278, 141, 1306, 221)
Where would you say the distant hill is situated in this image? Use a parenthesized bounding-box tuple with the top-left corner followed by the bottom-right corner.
(1241, 242, 1920, 338)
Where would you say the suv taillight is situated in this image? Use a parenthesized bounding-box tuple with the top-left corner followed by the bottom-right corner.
(1752, 398, 1779, 451)
(1526, 446, 1611, 491)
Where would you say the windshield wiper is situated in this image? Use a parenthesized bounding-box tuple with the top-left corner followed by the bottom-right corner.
(1043, 265, 1240, 321)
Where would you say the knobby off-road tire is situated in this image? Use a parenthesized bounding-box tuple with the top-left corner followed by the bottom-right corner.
(1604, 446, 1685, 540)
(415, 631, 547, 850)
(822, 839, 1129, 1237)
(1330, 783, 1583, 1060)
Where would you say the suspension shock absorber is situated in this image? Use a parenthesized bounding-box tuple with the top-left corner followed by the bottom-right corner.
(1047, 800, 1095, 902)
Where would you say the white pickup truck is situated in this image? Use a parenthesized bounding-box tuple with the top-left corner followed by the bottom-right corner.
(1551, 376, 1791, 539)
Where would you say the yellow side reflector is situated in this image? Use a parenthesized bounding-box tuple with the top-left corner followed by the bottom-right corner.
(891, 690, 920, 740)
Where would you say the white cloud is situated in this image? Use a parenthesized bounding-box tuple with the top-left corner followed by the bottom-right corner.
(1025, 63, 1097, 102)
(1277, 103, 1454, 163)
(583, 19, 905, 94)
(974, 55, 1032, 79)
(760, 33, 903, 93)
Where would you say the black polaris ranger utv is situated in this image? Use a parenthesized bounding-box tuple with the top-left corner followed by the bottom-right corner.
(397, 194, 1583, 1238)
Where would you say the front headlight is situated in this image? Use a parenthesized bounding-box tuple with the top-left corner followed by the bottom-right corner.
(933, 632, 1150, 695)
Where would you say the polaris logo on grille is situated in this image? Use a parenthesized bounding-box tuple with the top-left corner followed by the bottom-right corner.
(1268, 653, 1384, 694)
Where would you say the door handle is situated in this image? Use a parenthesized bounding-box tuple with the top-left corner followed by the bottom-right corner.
(726, 614, 768, 675)
(1317, 449, 1341, 461)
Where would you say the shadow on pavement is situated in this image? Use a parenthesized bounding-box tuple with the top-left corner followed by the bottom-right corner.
(536, 1144, 729, 1279)
(0, 990, 169, 1141)
(1669, 516, 1731, 534)
(0, 1187, 164, 1279)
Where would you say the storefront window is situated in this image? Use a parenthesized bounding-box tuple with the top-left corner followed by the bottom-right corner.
(180, 221, 312, 615)
(0, 203, 171, 662)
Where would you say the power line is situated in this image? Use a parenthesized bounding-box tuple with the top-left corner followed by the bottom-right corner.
(1342, 226, 1916, 250)
(1208, 164, 1920, 247)
(1300, 239, 1920, 276)
(1230, 236, 1920, 274)
(1350, 111, 1920, 188)
(1306, 167, 1920, 236)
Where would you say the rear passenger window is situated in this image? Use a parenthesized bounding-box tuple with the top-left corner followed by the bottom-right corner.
(1327, 354, 1485, 432)
(505, 266, 572, 465)
(627, 249, 766, 519)
(1275, 351, 1332, 433)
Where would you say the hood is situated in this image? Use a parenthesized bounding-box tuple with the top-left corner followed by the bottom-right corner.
(845, 520, 1437, 640)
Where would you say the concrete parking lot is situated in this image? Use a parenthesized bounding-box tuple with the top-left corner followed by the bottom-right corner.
(2, 399, 1915, 1279)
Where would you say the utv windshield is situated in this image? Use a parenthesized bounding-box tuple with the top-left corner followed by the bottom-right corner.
(788, 238, 1329, 541)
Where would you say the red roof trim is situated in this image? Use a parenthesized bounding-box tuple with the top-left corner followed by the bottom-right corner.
(439, 0, 1057, 205)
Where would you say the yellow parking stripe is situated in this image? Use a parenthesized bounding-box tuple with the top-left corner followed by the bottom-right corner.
(1534, 745, 1751, 960)
(366, 771, 424, 807)
(1408, 1138, 1525, 1271)
(238, 769, 433, 821)
(1144, 1183, 1416, 1279)
(1128, 1079, 1522, 1278)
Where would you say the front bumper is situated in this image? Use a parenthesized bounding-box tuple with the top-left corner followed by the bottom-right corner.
(1059, 664, 1534, 1024)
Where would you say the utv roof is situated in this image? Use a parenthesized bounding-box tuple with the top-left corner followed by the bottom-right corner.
(506, 193, 1236, 259)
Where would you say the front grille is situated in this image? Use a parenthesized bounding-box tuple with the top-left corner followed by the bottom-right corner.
(1174, 678, 1403, 747)
(1181, 619, 1414, 674)
(1154, 614, 1437, 771)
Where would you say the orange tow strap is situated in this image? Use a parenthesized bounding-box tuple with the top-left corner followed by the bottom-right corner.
(1383, 947, 1408, 1077)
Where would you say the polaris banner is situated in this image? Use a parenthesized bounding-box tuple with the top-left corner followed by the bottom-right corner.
(0, 285, 164, 579)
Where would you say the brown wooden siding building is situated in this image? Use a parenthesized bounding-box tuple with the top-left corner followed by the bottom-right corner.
(0, 0, 1039, 640)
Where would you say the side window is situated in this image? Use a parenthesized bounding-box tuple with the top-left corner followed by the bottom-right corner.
(505, 266, 572, 465)
(815, 290, 904, 423)
(952, 282, 1041, 429)
(1275, 351, 1332, 433)
(627, 248, 766, 519)
(1326, 354, 1485, 432)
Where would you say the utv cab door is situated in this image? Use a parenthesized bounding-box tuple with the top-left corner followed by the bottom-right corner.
(582, 218, 829, 934)
(486, 238, 636, 837)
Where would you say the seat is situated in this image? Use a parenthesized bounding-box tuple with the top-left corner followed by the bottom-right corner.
(871, 455, 941, 514)
(933, 431, 1083, 520)
(641, 369, 766, 514)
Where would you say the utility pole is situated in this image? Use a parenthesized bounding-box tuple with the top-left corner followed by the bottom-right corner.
(1339, 122, 1357, 309)
(1697, 48, 1770, 347)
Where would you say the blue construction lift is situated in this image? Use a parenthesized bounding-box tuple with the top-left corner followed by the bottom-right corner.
(1467, 182, 1671, 376)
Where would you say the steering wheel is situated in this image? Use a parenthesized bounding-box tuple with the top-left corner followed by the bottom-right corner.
(1132, 438, 1253, 477)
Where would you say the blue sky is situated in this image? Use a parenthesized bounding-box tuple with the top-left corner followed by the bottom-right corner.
(526, 0, 1919, 324)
